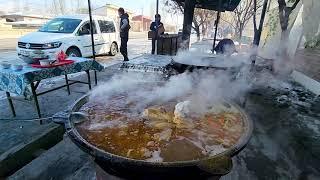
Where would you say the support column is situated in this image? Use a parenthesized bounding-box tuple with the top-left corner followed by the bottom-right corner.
(252, 0, 269, 66)
(181, 0, 196, 50)
(86, 70, 92, 90)
(156, 0, 159, 14)
(155, 0, 160, 55)
(65, 74, 70, 95)
(212, 0, 222, 52)
(87, 0, 96, 60)
(30, 82, 41, 119)
(212, 11, 221, 52)
(253, 0, 269, 46)
(6, 92, 16, 117)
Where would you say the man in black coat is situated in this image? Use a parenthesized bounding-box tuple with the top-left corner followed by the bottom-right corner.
(118, 8, 130, 61)
(150, 14, 164, 54)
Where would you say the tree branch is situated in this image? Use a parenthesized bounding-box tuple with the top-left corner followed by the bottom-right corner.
(220, 18, 236, 29)
(278, 0, 286, 7)
(290, 0, 301, 11)
(253, 0, 258, 31)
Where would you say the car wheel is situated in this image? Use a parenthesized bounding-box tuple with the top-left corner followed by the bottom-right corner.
(66, 48, 82, 57)
(109, 42, 118, 56)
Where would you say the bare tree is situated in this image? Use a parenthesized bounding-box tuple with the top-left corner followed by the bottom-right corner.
(278, 0, 301, 33)
(52, 0, 66, 15)
(253, 0, 269, 46)
(23, 0, 30, 12)
(251, 0, 269, 66)
(164, 0, 216, 41)
(230, 0, 263, 43)
(277, 0, 301, 58)
(51, 0, 58, 15)
(195, 8, 216, 38)
(58, 0, 66, 14)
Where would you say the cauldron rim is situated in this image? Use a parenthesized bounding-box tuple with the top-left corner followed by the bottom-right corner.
(170, 54, 247, 70)
(65, 94, 253, 167)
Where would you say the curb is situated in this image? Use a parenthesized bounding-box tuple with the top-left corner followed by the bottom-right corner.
(291, 70, 320, 95)
(0, 124, 65, 178)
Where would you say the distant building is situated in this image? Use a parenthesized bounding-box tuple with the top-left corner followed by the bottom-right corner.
(94, 4, 135, 22)
(132, 15, 152, 32)
(0, 13, 51, 29)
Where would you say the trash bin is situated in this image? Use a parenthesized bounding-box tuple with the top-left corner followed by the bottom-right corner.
(157, 34, 182, 56)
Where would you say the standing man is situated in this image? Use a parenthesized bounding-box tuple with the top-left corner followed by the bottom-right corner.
(118, 8, 130, 61)
(150, 14, 165, 54)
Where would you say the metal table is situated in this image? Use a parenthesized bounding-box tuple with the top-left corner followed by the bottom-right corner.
(0, 57, 104, 119)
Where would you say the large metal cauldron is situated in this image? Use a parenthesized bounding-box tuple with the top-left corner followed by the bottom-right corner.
(64, 95, 253, 180)
(168, 55, 244, 74)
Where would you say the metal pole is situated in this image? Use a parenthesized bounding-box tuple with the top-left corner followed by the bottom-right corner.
(182, 0, 196, 50)
(156, 0, 159, 14)
(254, 0, 269, 46)
(252, 0, 269, 66)
(213, 0, 222, 53)
(141, 7, 144, 31)
(155, 0, 159, 54)
(88, 0, 97, 86)
(30, 82, 41, 119)
(6, 92, 16, 117)
(87, 0, 96, 60)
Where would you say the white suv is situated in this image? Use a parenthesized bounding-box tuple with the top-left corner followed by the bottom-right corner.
(17, 15, 119, 60)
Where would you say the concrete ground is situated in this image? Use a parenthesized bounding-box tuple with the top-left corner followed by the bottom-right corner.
(8, 137, 96, 180)
(6, 73, 320, 180)
(0, 37, 152, 101)
(7, 136, 123, 180)
(2, 53, 319, 179)
(294, 48, 320, 82)
(1, 37, 319, 179)
(0, 36, 151, 178)
(0, 32, 149, 52)
(0, 38, 17, 53)
(0, 67, 119, 178)
(225, 86, 320, 180)
(0, 121, 64, 177)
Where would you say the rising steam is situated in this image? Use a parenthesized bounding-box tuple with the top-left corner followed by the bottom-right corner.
(89, 50, 255, 115)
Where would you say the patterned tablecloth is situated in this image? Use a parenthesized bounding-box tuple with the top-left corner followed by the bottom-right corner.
(0, 57, 104, 98)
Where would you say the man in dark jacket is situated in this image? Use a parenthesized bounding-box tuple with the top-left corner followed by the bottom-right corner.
(214, 39, 237, 55)
(150, 14, 165, 54)
(118, 8, 130, 61)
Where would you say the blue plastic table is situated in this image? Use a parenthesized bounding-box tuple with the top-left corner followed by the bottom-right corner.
(0, 57, 104, 118)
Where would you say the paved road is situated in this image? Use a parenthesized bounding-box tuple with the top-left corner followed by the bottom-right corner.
(0, 32, 149, 52)
(0, 37, 151, 64)
(0, 31, 198, 64)
(4, 68, 320, 180)
(0, 38, 151, 100)
(0, 38, 18, 53)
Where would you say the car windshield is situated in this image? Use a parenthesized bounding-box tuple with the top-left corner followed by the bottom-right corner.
(39, 18, 82, 33)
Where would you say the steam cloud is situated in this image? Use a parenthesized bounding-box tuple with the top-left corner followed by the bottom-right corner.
(89, 50, 257, 114)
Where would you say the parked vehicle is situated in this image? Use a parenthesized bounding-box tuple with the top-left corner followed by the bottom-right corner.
(17, 15, 119, 61)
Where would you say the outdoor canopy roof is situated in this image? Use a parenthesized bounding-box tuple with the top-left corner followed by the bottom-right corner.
(173, 0, 242, 11)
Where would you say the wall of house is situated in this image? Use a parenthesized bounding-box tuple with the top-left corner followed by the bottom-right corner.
(24, 17, 49, 23)
(131, 21, 142, 32)
(0, 16, 46, 38)
(0, 18, 11, 28)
